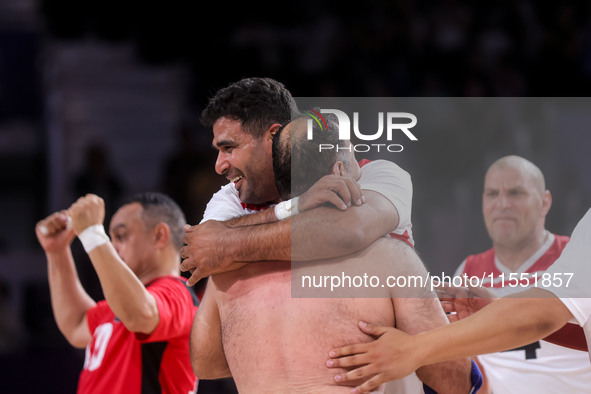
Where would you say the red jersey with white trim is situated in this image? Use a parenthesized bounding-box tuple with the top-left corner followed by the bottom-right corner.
(459, 234, 569, 292)
(77, 276, 198, 394)
(456, 234, 591, 394)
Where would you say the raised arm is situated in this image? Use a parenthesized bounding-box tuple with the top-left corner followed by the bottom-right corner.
(35, 211, 95, 348)
(190, 280, 231, 379)
(68, 194, 159, 334)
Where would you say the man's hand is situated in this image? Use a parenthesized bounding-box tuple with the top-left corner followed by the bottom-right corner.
(180, 220, 246, 286)
(437, 284, 497, 322)
(298, 174, 365, 212)
(326, 321, 421, 393)
(67, 194, 106, 235)
(35, 210, 76, 253)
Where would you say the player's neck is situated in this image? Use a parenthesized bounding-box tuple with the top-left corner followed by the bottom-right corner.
(137, 252, 181, 284)
(139, 266, 180, 285)
(494, 230, 549, 272)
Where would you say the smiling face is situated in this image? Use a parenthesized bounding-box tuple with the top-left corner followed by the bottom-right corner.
(482, 161, 550, 250)
(212, 117, 280, 205)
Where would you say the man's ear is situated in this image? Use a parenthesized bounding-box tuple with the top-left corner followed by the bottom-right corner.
(332, 161, 346, 176)
(541, 190, 552, 217)
(267, 123, 282, 139)
(153, 222, 171, 248)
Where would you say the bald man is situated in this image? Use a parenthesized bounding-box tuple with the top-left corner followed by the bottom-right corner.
(454, 155, 591, 393)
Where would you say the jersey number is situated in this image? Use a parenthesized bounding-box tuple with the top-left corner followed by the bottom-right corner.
(503, 341, 540, 359)
(83, 323, 113, 371)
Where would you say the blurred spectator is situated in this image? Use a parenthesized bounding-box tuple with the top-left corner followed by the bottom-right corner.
(0, 278, 25, 354)
(72, 144, 124, 302)
(73, 144, 124, 225)
(162, 123, 226, 224)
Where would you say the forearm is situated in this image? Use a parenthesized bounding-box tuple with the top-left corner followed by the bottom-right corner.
(207, 191, 397, 264)
(292, 191, 397, 260)
(222, 220, 291, 262)
(46, 249, 95, 345)
(224, 208, 278, 227)
(223, 206, 388, 263)
(416, 293, 571, 367)
(88, 243, 158, 332)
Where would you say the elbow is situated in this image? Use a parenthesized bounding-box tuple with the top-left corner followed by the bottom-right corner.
(536, 316, 559, 335)
(417, 357, 473, 394)
(121, 303, 159, 334)
(66, 336, 89, 349)
(531, 310, 564, 338)
(338, 227, 373, 252)
(191, 347, 218, 379)
(56, 321, 89, 349)
(192, 362, 230, 380)
(192, 360, 215, 380)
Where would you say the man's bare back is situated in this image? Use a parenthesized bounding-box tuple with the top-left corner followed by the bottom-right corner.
(194, 238, 444, 393)
(215, 261, 394, 392)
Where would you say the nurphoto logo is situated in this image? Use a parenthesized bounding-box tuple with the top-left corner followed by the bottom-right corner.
(305, 108, 417, 153)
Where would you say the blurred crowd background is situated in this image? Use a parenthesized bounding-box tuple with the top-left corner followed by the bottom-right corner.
(1, 0, 591, 392)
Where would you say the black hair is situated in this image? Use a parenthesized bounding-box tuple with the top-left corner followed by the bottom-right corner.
(272, 123, 291, 200)
(201, 77, 298, 138)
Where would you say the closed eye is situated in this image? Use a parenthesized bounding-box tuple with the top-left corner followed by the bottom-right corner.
(219, 145, 235, 153)
(111, 232, 126, 242)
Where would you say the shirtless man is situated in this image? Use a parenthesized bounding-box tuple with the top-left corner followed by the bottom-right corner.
(189, 116, 477, 393)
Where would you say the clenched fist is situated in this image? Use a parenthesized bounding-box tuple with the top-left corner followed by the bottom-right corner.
(67, 194, 106, 235)
(35, 210, 76, 253)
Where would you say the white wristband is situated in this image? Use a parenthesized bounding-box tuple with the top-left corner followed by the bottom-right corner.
(274, 197, 300, 220)
(78, 224, 110, 253)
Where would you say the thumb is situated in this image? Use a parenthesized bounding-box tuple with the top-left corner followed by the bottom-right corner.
(184, 224, 198, 233)
(358, 321, 387, 337)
